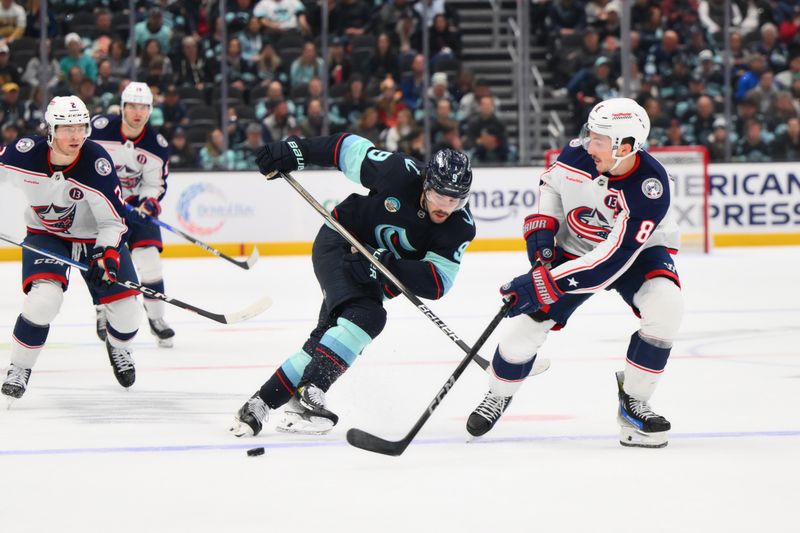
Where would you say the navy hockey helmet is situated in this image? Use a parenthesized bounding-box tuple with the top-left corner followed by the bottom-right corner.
(423, 149, 473, 209)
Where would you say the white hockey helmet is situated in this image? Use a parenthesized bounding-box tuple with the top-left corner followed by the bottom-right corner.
(121, 81, 153, 110)
(580, 97, 650, 171)
(44, 95, 92, 147)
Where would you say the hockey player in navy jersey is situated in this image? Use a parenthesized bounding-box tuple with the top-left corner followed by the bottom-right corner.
(0, 96, 142, 402)
(467, 98, 683, 448)
(230, 135, 476, 436)
(90, 82, 174, 347)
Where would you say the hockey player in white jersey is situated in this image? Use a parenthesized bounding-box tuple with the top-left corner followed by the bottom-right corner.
(467, 98, 683, 448)
(0, 96, 142, 402)
(90, 82, 174, 347)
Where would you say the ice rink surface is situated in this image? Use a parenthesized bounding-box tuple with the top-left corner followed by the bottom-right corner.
(0, 246, 798, 533)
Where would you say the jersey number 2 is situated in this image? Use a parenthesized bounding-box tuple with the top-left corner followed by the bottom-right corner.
(634, 220, 656, 244)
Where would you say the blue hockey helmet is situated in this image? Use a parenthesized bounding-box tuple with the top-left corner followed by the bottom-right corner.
(423, 149, 473, 208)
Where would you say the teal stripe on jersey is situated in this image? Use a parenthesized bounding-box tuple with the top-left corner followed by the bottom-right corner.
(423, 251, 460, 295)
(280, 350, 312, 387)
(338, 135, 374, 185)
(319, 317, 373, 366)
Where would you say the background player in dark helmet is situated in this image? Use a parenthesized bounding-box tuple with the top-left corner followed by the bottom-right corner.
(230, 134, 476, 437)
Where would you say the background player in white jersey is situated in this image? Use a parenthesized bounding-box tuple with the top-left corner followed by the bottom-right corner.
(467, 98, 683, 448)
(90, 82, 174, 347)
(0, 96, 142, 402)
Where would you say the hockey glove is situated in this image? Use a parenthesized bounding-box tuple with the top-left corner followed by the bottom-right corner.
(137, 197, 162, 217)
(343, 245, 394, 285)
(523, 214, 558, 266)
(256, 138, 306, 178)
(88, 246, 121, 288)
(499, 265, 564, 318)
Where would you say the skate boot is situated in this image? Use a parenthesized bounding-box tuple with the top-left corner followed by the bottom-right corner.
(616, 371, 670, 448)
(277, 384, 339, 435)
(2, 364, 32, 402)
(148, 317, 175, 348)
(467, 391, 513, 437)
(230, 393, 269, 437)
(106, 338, 136, 388)
(95, 305, 107, 341)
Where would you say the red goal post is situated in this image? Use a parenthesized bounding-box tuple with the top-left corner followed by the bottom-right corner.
(544, 145, 711, 253)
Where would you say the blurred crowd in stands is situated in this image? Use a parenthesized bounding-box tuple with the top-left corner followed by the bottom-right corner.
(544, 0, 800, 162)
(0, 0, 798, 168)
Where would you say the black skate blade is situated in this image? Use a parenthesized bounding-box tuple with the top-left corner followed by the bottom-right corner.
(346, 428, 409, 456)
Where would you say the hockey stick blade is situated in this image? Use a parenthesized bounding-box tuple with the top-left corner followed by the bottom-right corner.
(221, 295, 273, 324)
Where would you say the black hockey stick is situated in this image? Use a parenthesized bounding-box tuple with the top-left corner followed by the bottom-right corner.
(346, 300, 511, 456)
(274, 170, 499, 370)
(0, 234, 271, 324)
(124, 204, 260, 269)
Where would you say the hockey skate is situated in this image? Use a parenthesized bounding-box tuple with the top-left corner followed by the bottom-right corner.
(106, 338, 136, 388)
(276, 384, 339, 435)
(230, 394, 269, 437)
(2, 364, 32, 405)
(95, 305, 107, 341)
(616, 371, 670, 448)
(467, 391, 513, 437)
(148, 317, 175, 348)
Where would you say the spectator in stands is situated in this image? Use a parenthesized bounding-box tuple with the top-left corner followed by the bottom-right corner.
(0, 45, 23, 87)
(707, 116, 729, 162)
(24, 0, 56, 39)
(418, 71, 455, 122)
(558, 26, 602, 87)
(643, 30, 682, 86)
(136, 39, 173, 85)
(674, 73, 709, 120)
(430, 98, 456, 145)
(0, 0, 26, 42)
(399, 126, 426, 159)
(598, 1, 621, 40)
(236, 122, 266, 169)
(664, 118, 689, 146)
(1, 121, 18, 145)
(262, 99, 299, 141)
(174, 35, 215, 90)
(734, 118, 771, 162)
(0, 81, 24, 130)
(89, 8, 118, 61)
(255, 40, 285, 86)
(567, 56, 619, 123)
(375, 76, 407, 129)
(766, 90, 800, 133)
(365, 32, 400, 85)
(135, 7, 173, 52)
(399, 53, 425, 111)
(771, 116, 800, 161)
(238, 16, 264, 68)
(199, 128, 237, 170)
(694, 49, 724, 98)
(746, 69, 780, 115)
(698, 0, 743, 37)
(168, 128, 197, 169)
(328, 36, 353, 87)
(227, 0, 257, 33)
(383, 107, 415, 151)
(471, 123, 512, 164)
(290, 41, 324, 89)
(298, 98, 324, 137)
(255, 79, 289, 120)
(636, 5, 665, 55)
(159, 85, 189, 138)
(95, 59, 119, 102)
(77, 77, 101, 114)
(22, 39, 60, 90)
(254, 0, 311, 38)
(371, 0, 416, 46)
(431, 121, 463, 153)
(750, 22, 788, 71)
(107, 39, 134, 85)
(728, 30, 749, 75)
(414, 0, 459, 29)
(59, 32, 97, 82)
(427, 13, 462, 61)
(643, 96, 671, 146)
(330, 75, 368, 131)
(218, 37, 256, 89)
(776, 54, 800, 90)
(683, 95, 717, 146)
(457, 77, 500, 121)
(463, 95, 506, 151)
(735, 53, 768, 102)
(22, 84, 43, 133)
(547, 0, 587, 40)
(330, 0, 373, 38)
(54, 66, 84, 98)
(396, 9, 420, 57)
(351, 105, 383, 146)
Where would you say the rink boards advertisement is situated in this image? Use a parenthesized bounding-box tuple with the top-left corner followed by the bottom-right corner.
(1, 163, 798, 259)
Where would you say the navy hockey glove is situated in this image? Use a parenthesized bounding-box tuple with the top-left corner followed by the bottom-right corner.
(88, 246, 121, 288)
(343, 245, 394, 285)
(256, 139, 306, 178)
(137, 197, 161, 217)
(499, 265, 564, 318)
(523, 214, 558, 266)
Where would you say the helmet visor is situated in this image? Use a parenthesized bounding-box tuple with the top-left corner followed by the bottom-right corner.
(579, 123, 613, 152)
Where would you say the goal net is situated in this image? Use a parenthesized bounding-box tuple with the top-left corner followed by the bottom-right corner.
(544, 145, 711, 253)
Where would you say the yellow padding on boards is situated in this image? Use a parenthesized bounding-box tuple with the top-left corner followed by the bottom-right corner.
(1, 234, 799, 261)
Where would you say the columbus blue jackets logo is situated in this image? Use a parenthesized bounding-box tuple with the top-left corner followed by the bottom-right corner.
(384, 197, 400, 212)
(567, 207, 612, 243)
(93, 116, 109, 129)
(15, 138, 34, 152)
(116, 164, 142, 189)
(32, 203, 77, 233)
(95, 158, 112, 176)
(641, 177, 663, 199)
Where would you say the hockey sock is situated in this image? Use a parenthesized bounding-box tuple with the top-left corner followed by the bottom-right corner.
(141, 280, 166, 319)
(106, 323, 137, 347)
(259, 351, 312, 409)
(10, 314, 49, 369)
(624, 331, 671, 401)
(489, 346, 537, 397)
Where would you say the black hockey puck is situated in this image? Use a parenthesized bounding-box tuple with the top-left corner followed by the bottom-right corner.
(246, 447, 265, 457)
